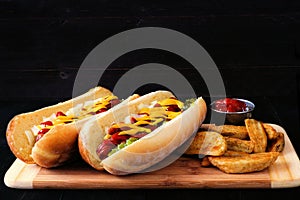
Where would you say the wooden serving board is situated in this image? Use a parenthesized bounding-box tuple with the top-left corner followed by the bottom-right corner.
(4, 124, 300, 189)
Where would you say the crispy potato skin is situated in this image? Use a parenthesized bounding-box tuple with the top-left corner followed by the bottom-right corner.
(223, 150, 250, 157)
(245, 119, 267, 153)
(200, 156, 212, 167)
(201, 121, 285, 174)
(185, 131, 227, 156)
(268, 132, 285, 152)
(225, 137, 254, 153)
(263, 124, 280, 140)
(208, 152, 279, 174)
(203, 124, 249, 139)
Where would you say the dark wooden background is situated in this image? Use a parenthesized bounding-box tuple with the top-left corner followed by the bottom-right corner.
(1, 0, 300, 144)
(1, 0, 300, 198)
(1, 0, 300, 99)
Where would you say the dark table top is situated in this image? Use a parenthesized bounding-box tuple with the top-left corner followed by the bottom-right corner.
(1, 95, 300, 199)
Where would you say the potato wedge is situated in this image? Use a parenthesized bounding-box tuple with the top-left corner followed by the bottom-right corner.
(223, 150, 250, 157)
(263, 124, 280, 140)
(200, 156, 212, 167)
(225, 137, 254, 153)
(268, 132, 285, 152)
(204, 124, 249, 139)
(208, 152, 279, 173)
(245, 119, 267, 153)
(185, 131, 227, 156)
(200, 124, 216, 131)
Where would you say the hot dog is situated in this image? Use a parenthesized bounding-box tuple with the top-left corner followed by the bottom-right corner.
(78, 90, 207, 175)
(6, 86, 139, 168)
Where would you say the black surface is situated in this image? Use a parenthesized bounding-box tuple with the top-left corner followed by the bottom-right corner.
(1, 0, 300, 100)
(1, 0, 300, 199)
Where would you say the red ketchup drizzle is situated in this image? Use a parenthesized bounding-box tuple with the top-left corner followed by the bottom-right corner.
(56, 111, 66, 117)
(35, 99, 120, 143)
(35, 111, 66, 142)
(213, 98, 247, 112)
(35, 128, 50, 141)
(40, 121, 53, 126)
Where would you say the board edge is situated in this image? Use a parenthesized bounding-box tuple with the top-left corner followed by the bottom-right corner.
(4, 158, 41, 189)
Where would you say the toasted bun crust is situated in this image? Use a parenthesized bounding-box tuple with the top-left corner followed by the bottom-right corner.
(6, 87, 113, 166)
(79, 91, 207, 175)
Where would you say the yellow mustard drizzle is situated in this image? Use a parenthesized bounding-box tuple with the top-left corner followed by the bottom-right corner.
(158, 98, 184, 109)
(79, 95, 118, 118)
(35, 95, 118, 133)
(104, 97, 183, 138)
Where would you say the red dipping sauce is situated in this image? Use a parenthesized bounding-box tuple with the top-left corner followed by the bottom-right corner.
(213, 98, 248, 112)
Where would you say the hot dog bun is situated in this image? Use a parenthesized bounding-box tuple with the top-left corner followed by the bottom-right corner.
(78, 91, 174, 171)
(78, 91, 207, 175)
(6, 87, 136, 168)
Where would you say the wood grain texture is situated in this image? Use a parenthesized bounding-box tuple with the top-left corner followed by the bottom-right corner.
(4, 124, 300, 189)
(269, 124, 300, 188)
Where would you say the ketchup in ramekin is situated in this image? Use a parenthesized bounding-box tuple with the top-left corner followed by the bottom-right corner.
(212, 98, 249, 113)
(210, 98, 255, 124)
